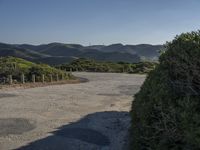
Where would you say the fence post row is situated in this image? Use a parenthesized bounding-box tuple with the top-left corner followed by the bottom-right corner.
(6, 73, 66, 84)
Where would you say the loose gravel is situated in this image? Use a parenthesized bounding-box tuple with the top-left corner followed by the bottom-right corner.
(0, 72, 145, 150)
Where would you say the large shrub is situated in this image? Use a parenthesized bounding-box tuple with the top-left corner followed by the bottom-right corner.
(130, 31, 200, 150)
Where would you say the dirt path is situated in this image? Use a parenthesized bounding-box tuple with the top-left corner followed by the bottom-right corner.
(0, 72, 145, 150)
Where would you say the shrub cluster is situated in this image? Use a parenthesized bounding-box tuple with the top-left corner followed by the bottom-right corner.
(130, 31, 200, 150)
(57, 58, 157, 74)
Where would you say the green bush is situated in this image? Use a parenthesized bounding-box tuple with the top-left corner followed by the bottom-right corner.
(57, 58, 157, 74)
(130, 31, 200, 150)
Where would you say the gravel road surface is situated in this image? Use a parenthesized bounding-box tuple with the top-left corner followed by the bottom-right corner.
(0, 72, 145, 150)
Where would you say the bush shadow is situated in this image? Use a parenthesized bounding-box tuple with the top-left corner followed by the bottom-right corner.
(14, 111, 130, 150)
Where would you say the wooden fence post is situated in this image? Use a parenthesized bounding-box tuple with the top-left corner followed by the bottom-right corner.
(42, 74, 45, 83)
(8, 75, 12, 85)
(61, 73, 64, 80)
(50, 74, 53, 82)
(56, 74, 59, 81)
(21, 74, 25, 84)
(65, 72, 68, 79)
(32, 74, 35, 83)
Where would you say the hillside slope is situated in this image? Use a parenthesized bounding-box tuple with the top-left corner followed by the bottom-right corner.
(0, 43, 48, 60)
(0, 42, 162, 65)
(0, 57, 72, 82)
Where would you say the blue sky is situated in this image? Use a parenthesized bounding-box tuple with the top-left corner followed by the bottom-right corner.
(0, 0, 200, 45)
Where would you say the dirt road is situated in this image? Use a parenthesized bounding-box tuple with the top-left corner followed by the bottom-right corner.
(0, 72, 145, 150)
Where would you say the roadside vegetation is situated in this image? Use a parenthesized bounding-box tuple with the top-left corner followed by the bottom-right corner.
(56, 58, 157, 74)
(0, 57, 73, 84)
(130, 31, 200, 149)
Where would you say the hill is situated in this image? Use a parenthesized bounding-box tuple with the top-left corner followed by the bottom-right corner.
(0, 57, 72, 83)
(0, 42, 163, 65)
(90, 43, 162, 60)
(0, 43, 48, 60)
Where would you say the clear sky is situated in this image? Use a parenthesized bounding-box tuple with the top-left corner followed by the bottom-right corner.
(0, 0, 200, 45)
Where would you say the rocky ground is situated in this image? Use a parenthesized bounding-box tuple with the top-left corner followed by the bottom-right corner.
(0, 72, 145, 150)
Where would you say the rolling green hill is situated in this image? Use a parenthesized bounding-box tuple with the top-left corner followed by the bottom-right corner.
(0, 42, 163, 65)
(0, 57, 73, 83)
(0, 43, 48, 59)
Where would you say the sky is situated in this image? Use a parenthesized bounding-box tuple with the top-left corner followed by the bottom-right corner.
(0, 0, 200, 45)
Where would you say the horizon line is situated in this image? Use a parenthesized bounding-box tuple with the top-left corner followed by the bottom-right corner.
(0, 41, 164, 46)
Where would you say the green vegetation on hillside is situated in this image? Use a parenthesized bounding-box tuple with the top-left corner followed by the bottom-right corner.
(0, 42, 162, 65)
(130, 31, 200, 149)
(0, 57, 73, 83)
(56, 58, 157, 74)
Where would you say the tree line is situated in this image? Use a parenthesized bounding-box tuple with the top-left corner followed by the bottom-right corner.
(56, 58, 157, 74)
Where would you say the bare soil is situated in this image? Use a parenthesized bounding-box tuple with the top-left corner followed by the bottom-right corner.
(0, 72, 145, 150)
(0, 78, 88, 91)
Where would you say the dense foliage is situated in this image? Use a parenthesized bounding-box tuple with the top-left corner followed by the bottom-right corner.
(130, 31, 200, 149)
(0, 57, 73, 83)
(57, 58, 157, 74)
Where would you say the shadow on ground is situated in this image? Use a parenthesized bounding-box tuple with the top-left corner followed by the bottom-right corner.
(14, 111, 130, 150)
(0, 93, 17, 99)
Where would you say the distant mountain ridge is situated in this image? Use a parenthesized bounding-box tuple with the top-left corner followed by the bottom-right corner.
(0, 42, 163, 65)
